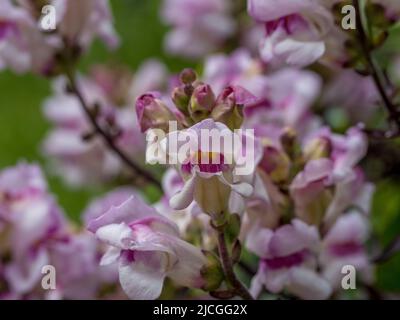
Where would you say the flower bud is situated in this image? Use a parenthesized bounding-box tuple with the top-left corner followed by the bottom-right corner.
(304, 137, 332, 161)
(180, 68, 197, 85)
(259, 144, 290, 183)
(172, 86, 190, 115)
(135, 92, 176, 132)
(189, 84, 215, 122)
(212, 86, 256, 130)
(280, 127, 298, 159)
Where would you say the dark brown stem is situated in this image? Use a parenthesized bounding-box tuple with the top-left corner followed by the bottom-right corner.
(353, 0, 400, 131)
(65, 71, 162, 191)
(216, 229, 254, 300)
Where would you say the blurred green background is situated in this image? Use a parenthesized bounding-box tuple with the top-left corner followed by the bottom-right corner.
(0, 0, 399, 294)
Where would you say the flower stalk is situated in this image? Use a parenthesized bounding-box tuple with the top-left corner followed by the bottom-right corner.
(64, 68, 162, 191)
(215, 224, 253, 300)
(353, 0, 400, 139)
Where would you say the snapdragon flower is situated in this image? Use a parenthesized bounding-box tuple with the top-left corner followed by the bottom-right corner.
(247, 0, 334, 67)
(0, 0, 118, 74)
(88, 195, 207, 300)
(161, 0, 235, 59)
(162, 119, 256, 217)
(0, 163, 117, 299)
(247, 219, 332, 299)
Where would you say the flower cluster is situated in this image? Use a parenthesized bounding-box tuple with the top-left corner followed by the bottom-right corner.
(1, 0, 399, 301)
(0, 0, 118, 75)
(0, 163, 119, 299)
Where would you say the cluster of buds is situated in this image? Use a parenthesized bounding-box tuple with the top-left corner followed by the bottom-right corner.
(137, 68, 257, 134)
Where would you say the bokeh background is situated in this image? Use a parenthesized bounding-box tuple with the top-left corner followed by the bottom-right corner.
(0, 0, 399, 293)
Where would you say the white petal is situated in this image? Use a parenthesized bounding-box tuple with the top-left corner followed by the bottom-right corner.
(169, 174, 197, 210)
(100, 247, 121, 266)
(287, 267, 332, 300)
(118, 253, 166, 300)
(95, 223, 132, 249)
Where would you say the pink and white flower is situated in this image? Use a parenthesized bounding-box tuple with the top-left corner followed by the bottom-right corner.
(320, 211, 373, 289)
(88, 195, 207, 300)
(247, 0, 334, 67)
(290, 127, 374, 227)
(247, 219, 332, 299)
(0, 0, 58, 74)
(161, 0, 235, 59)
(162, 119, 257, 216)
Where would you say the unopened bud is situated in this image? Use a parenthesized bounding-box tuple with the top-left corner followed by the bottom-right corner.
(180, 68, 197, 85)
(135, 92, 176, 132)
(172, 86, 190, 115)
(189, 84, 215, 122)
(212, 86, 256, 130)
(259, 144, 290, 183)
(304, 137, 332, 161)
(280, 127, 298, 160)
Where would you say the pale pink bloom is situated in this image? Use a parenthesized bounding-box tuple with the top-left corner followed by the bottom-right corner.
(290, 127, 374, 227)
(47, 233, 119, 300)
(203, 49, 265, 94)
(244, 68, 322, 143)
(248, 0, 333, 67)
(52, 0, 119, 49)
(320, 211, 373, 289)
(162, 119, 257, 216)
(204, 51, 322, 136)
(247, 219, 332, 299)
(88, 195, 206, 300)
(0, 163, 67, 256)
(0, 0, 58, 74)
(161, 0, 235, 58)
(322, 70, 379, 123)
